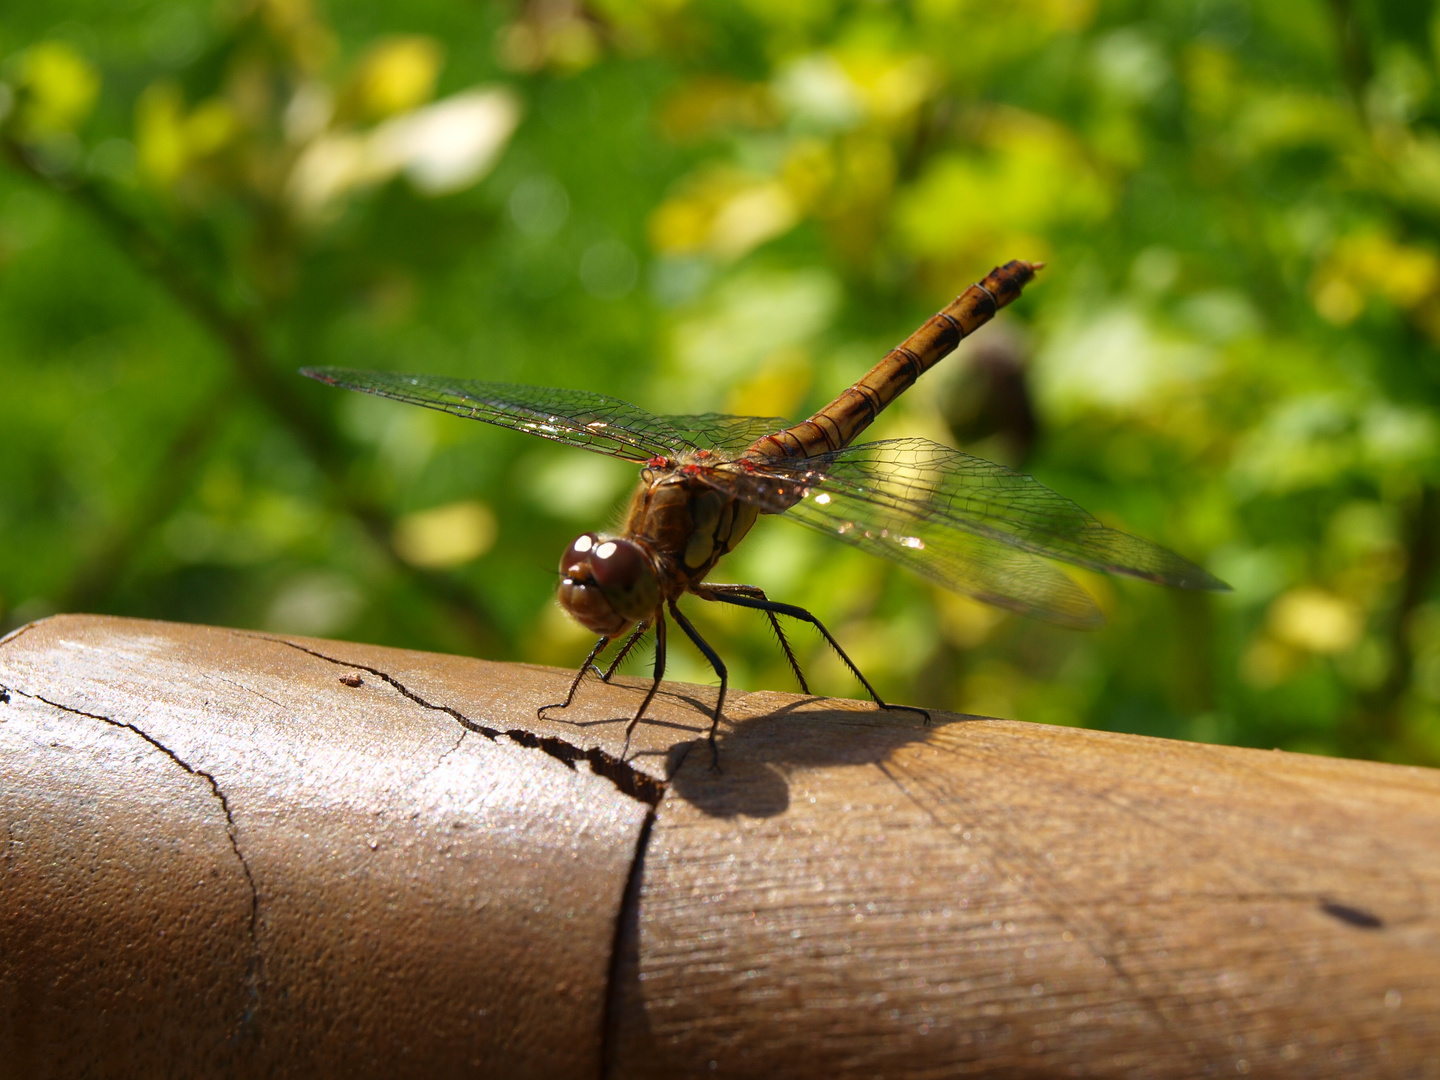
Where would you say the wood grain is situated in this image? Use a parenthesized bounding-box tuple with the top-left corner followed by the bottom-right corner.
(2, 615, 1439, 1078)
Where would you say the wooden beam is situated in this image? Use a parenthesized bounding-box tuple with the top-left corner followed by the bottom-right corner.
(2, 615, 1437, 1077)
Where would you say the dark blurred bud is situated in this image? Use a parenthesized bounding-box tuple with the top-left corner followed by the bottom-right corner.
(940, 328, 1038, 465)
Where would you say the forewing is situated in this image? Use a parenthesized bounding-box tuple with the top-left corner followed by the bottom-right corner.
(698, 438, 1225, 627)
(655, 413, 791, 452)
(302, 367, 698, 461)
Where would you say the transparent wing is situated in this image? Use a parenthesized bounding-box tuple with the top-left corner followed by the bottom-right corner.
(304, 367, 684, 461)
(698, 438, 1226, 627)
(804, 501, 1108, 627)
(303, 367, 787, 459)
(660, 413, 791, 452)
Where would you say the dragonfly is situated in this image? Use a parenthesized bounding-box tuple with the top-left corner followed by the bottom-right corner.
(302, 260, 1228, 756)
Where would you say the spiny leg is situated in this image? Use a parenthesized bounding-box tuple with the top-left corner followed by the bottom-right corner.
(601, 620, 651, 681)
(622, 609, 668, 754)
(698, 584, 810, 694)
(667, 599, 729, 768)
(538, 633, 611, 719)
(703, 592, 930, 724)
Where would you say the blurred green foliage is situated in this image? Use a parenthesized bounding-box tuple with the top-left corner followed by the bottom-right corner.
(4, 0, 1440, 765)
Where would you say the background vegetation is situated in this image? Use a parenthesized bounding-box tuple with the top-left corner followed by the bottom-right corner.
(4, 0, 1439, 765)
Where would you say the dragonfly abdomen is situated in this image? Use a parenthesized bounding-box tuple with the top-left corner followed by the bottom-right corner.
(749, 260, 1040, 460)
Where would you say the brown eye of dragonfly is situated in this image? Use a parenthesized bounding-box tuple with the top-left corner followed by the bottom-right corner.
(589, 538, 646, 591)
(560, 533, 599, 578)
(557, 534, 660, 636)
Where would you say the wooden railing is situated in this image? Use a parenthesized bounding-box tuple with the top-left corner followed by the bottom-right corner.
(2, 615, 1437, 1077)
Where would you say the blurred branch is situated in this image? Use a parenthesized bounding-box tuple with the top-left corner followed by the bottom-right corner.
(1356, 483, 1439, 757)
(2, 138, 503, 657)
(896, 94, 950, 187)
(1326, 0, 1372, 106)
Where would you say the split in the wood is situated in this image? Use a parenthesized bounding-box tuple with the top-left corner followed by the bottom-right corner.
(1, 682, 263, 1029)
(246, 632, 667, 808)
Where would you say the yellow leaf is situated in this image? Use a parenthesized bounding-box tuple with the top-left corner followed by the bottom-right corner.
(1268, 588, 1363, 655)
(892, 111, 1110, 265)
(185, 99, 240, 157)
(135, 82, 187, 187)
(348, 36, 444, 120)
(18, 41, 100, 133)
(393, 500, 497, 569)
(648, 169, 798, 259)
(1311, 231, 1440, 323)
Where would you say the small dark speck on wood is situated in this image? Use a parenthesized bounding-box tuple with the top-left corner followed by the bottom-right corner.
(1320, 900, 1384, 929)
(339, 673, 364, 688)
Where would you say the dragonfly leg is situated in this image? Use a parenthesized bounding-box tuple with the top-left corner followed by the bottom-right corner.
(538, 634, 611, 720)
(700, 591, 930, 725)
(667, 599, 728, 769)
(622, 610, 668, 756)
(696, 584, 809, 694)
(601, 620, 651, 681)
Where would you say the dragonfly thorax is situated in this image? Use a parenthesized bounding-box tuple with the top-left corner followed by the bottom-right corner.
(557, 532, 660, 636)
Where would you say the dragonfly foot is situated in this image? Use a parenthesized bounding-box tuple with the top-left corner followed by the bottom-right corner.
(882, 702, 930, 726)
(703, 725, 726, 773)
(537, 698, 591, 726)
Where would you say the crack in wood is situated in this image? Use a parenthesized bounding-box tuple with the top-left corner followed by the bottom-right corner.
(1, 683, 263, 1031)
(0, 620, 41, 650)
(417, 727, 470, 787)
(600, 806, 656, 1079)
(436, 727, 468, 767)
(208, 673, 286, 710)
(252, 634, 667, 808)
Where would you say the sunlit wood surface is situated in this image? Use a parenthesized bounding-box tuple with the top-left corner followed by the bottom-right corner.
(2, 615, 1438, 1078)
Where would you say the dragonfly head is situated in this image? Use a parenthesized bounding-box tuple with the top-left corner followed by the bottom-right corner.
(558, 533, 659, 636)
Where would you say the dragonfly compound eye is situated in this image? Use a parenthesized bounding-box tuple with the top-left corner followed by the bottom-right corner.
(560, 533, 599, 576)
(557, 535, 659, 636)
(589, 539, 648, 591)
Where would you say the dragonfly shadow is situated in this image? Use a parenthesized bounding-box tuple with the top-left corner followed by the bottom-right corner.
(666, 699, 973, 820)
(546, 681, 719, 741)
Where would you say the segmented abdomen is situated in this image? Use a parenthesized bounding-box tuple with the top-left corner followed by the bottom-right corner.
(748, 260, 1040, 460)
